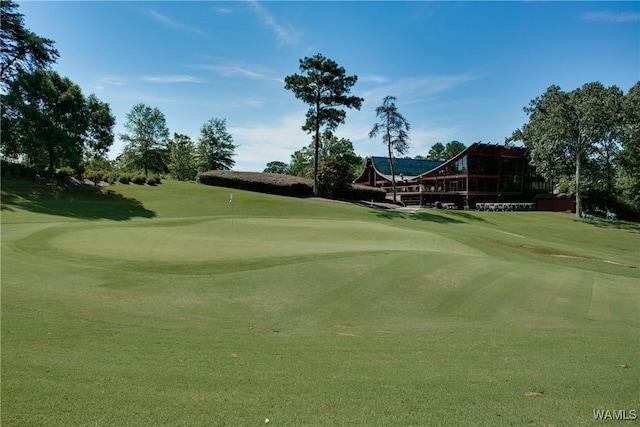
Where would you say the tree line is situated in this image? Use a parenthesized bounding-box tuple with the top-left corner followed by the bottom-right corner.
(2, 1, 638, 215)
(508, 82, 639, 217)
(1, 0, 236, 181)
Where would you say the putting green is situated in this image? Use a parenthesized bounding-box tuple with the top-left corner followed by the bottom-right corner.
(46, 218, 486, 263)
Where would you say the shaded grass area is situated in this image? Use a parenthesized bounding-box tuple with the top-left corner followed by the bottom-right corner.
(2, 179, 639, 426)
(1, 178, 155, 221)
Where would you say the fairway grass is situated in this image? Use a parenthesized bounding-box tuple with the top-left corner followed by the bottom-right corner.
(2, 179, 639, 426)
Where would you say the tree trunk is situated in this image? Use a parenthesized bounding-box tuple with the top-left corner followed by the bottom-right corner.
(313, 102, 320, 197)
(575, 154, 582, 218)
(388, 141, 396, 204)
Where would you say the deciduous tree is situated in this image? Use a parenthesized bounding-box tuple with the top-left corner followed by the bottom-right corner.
(369, 95, 410, 203)
(509, 82, 623, 217)
(617, 81, 640, 211)
(264, 161, 289, 174)
(120, 103, 169, 176)
(1, 0, 58, 84)
(1, 69, 114, 173)
(168, 133, 196, 181)
(284, 53, 363, 196)
(196, 118, 236, 171)
(288, 131, 362, 182)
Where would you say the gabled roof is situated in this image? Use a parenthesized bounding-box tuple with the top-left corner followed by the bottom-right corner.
(370, 157, 444, 181)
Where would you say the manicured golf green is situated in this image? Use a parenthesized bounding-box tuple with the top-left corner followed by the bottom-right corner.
(2, 179, 638, 426)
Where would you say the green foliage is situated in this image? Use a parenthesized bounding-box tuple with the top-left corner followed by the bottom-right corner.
(120, 103, 169, 176)
(369, 95, 411, 203)
(146, 174, 162, 186)
(509, 82, 626, 217)
(426, 142, 446, 161)
(118, 174, 132, 184)
(285, 53, 363, 196)
(132, 174, 147, 185)
(0, 159, 35, 178)
(83, 94, 116, 160)
(616, 82, 640, 212)
(444, 140, 466, 160)
(289, 131, 362, 182)
(263, 161, 289, 174)
(196, 118, 236, 172)
(0, 0, 59, 84)
(168, 133, 196, 181)
(54, 166, 75, 180)
(1, 69, 114, 174)
(1, 69, 108, 173)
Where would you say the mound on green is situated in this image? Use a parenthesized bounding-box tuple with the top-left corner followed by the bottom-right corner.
(1, 179, 638, 426)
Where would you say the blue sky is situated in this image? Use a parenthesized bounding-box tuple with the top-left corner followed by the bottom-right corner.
(18, 1, 640, 172)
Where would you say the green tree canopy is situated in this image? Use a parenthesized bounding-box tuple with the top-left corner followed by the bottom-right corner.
(264, 161, 289, 174)
(196, 118, 236, 172)
(1, 69, 114, 173)
(0, 0, 58, 84)
(508, 82, 624, 217)
(289, 131, 362, 181)
(284, 53, 363, 196)
(444, 140, 466, 160)
(617, 82, 640, 211)
(426, 142, 446, 161)
(369, 95, 410, 203)
(168, 133, 196, 181)
(120, 103, 169, 176)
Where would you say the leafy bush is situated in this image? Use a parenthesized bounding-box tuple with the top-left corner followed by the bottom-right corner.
(132, 174, 147, 185)
(146, 174, 161, 186)
(84, 169, 103, 182)
(54, 166, 75, 180)
(341, 184, 387, 202)
(1, 160, 36, 178)
(118, 174, 132, 184)
(103, 172, 118, 184)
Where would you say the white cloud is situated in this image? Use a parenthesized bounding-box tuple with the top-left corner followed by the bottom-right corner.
(140, 75, 207, 84)
(359, 74, 389, 84)
(216, 6, 233, 14)
(148, 9, 209, 36)
(248, 0, 302, 47)
(580, 11, 640, 23)
(200, 64, 266, 79)
(229, 110, 310, 169)
(361, 72, 483, 106)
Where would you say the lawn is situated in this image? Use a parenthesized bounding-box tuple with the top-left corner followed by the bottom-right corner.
(1, 179, 638, 426)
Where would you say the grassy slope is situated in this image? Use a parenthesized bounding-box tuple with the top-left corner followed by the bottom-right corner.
(2, 179, 639, 426)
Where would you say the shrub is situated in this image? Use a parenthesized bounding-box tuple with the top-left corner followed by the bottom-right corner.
(146, 174, 162, 186)
(54, 166, 75, 180)
(199, 170, 313, 197)
(118, 174, 132, 184)
(132, 174, 147, 185)
(342, 184, 387, 202)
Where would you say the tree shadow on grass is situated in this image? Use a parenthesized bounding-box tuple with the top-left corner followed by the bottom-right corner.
(587, 218, 640, 234)
(1, 180, 156, 221)
(372, 208, 493, 225)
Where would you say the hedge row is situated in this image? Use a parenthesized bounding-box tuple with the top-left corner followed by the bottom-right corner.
(199, 170, 314, 197)
(198, 170, 387, 202)
(82, 170, 160, 185)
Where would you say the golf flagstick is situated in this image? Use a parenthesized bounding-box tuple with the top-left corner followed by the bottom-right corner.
(228, 193, 233, 234)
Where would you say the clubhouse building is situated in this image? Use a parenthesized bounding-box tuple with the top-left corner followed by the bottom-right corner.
(353, 142, 554, 209)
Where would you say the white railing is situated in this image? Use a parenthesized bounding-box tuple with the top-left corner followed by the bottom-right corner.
(475, 203, 534, 211)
